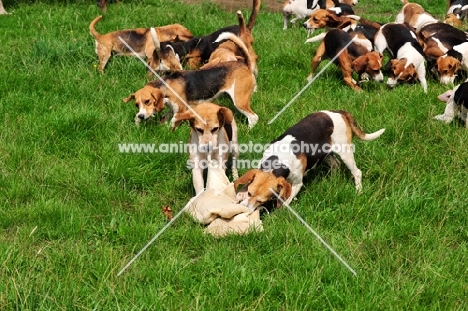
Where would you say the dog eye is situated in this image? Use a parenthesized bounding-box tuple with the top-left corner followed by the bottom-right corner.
(248, 192, 252, 197)
(211, 127, 219, 133)
(196, 127, 203, 133)
(144, 100, 150, 106)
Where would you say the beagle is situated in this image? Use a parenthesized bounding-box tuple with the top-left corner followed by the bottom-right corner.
(89, 15, 193, 73)
(123, 60, 259, 128)
(283, 0, 358, 30)
(153, 0, 260, 71)
(172, 102, 239, 194)
(395, 0, 438, 34)
(199, 13, 258, 76)
(435, 44, 468, 84)
(302, 6, 355, 33)
(445, 0, 468, 26)
(307, 28, 384, 91)
(363, 21, 428, 92)
(234, 110, 385, 212)
(435, 82, 468, 126)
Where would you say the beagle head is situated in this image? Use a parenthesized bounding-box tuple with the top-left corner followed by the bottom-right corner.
(234, 169, 292, 213)
(444, 13, 464, 27)
(303, 9, 350, 30)
(352, 51, 384, 82)
(172, 102, 234, 152)
(123, 85, 165, 124)
(436, 55, 461, 85)
(387, 58, 418, 88)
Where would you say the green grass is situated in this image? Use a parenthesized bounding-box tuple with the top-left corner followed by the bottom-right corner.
(0, 0, 467, 309)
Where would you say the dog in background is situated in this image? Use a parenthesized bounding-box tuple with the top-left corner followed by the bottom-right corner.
(89, 15, 193, 73)
(152, 0, 260, 71)
(445, 0, 468, 26)
(234, 110, 385, 212)
(283, 0, 358, 30)
(172, 102, 239, 194)
(307, 28, 383, 91)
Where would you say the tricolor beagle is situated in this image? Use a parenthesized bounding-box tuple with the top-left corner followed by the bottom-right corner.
(283, 0, 358, 30)
(123, 60, 259, 128)
(172, 102, 239, 194)
(234, 110, 385, 212)
(88, 15, 193, 73)
(152, 0, 260, 71)
(445, 0, 468, 26)
(307, 28, 384, 91)
(435, 82, 468, 126)
(355, 19, 428, 92)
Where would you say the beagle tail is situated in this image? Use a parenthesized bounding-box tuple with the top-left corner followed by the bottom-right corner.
(150, 27, 161, 50)
(341, 111, 386, 141)
(89, 15, 103, 39)
(215, 32, 254, 73)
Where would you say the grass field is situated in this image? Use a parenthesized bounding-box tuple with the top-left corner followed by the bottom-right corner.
(0, 0, 467, 309)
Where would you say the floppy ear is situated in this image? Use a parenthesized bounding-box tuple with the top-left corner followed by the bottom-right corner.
(276, 177, 292, 207)
(217, 107, 234, 127)
(407, 64, 418, 81)
(123, 94, 135, 103)
(352, 55, 368, 74)
(234, 169, 262, 190)
(171, 110, 194, 131)
(151, 90, 166, 112)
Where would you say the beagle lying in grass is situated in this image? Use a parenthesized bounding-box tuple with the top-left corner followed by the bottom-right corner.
(89, 15, 193, 73)
(234, 110, 385, 212)
(283, 0, 358, 30)
(172, 102, 239, 194)
(124, 59, 258, 128)
(307, 28, 383, 91)
(435, 82, 468, 126)
(152, 0, 260, 71)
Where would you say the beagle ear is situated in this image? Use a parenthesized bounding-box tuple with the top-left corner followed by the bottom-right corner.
(234, 169, 262, 190)
(123, 94, 135, 103)
(217, 107, 234, 127)
(171, 110, 194, 131)
(276, 177, 292, 207)
(151, 90, 165, 112)
(352, 55, 368, 74)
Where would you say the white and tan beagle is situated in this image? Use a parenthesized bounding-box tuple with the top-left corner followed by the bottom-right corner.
(172, 102, 239, 194)
(234, 110, 385, 212)
(435, 82, 468, 126)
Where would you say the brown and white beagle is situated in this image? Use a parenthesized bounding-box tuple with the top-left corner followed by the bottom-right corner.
(172, 102, 239, 194)
(307, 28, 383, 91)
(435, 81, 468, 126)
(152, 0, 260, 71)
(234, 110, 385, 212)
(395, 0, 438, 34)
(123, 60, 259, 128)
(89, 15, 193, 73)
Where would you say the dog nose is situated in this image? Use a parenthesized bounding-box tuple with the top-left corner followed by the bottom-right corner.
(137, 114, 145, 120)
(302, 22, 308, 28)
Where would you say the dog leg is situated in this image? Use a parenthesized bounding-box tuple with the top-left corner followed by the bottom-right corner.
(308, 42, 327, 81)
(334, 147, 362, 192)
(192, 160, 205, 194)
(96, 43, 112, 73)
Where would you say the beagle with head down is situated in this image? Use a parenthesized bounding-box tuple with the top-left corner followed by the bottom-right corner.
(445, 0, 468, 26)
(88, 15, 193, 73)
(395, 0, 438, 34)
(172, 102, 239, 194)
(234, 110, 385, 212)
(123, 60, 258, 128)
(307, 28, 383, 91)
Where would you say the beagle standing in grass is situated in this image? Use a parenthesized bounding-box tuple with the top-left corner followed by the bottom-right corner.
(172, 102, 239, 194)
(234, 110, 385, 212)
(152, 0, 260, 71)
(123, 58, 259, 128)
(89, 15, 193, 73)
(307, 28, 383, 91)
(435, 82, 468, 126)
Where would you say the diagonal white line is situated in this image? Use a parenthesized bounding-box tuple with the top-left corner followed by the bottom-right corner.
(117, 36, 206, 125)
(117, 190, 205, 276)
(269, 188, 357, 276)
(268, 36, 357, 125)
